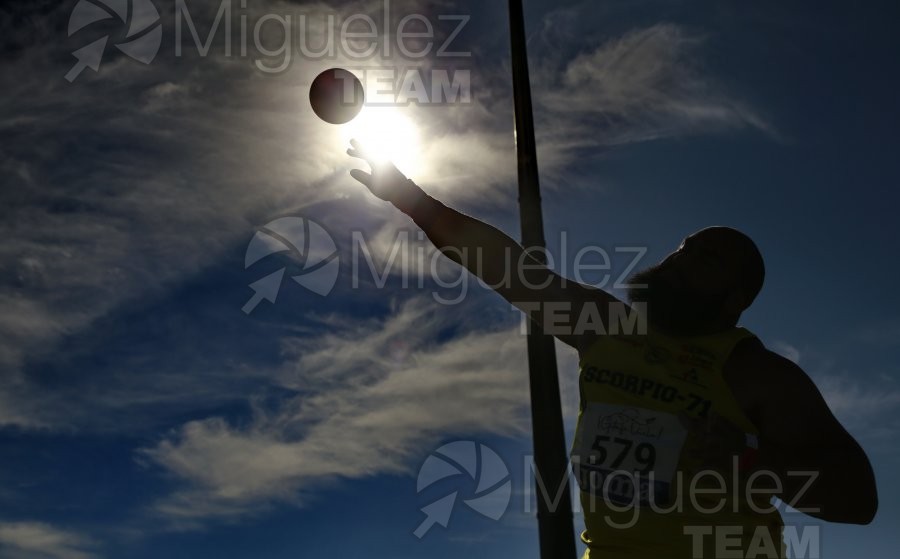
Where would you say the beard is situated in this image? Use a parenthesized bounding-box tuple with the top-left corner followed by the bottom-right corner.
(626, 263, 729, 336)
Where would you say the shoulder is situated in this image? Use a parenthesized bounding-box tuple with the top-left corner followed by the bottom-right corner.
(726, 336, 806, 381)
(722, 335, 805, 424)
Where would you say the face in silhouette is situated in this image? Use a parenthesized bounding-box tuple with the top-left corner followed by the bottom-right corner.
(627, 227, 762, 336)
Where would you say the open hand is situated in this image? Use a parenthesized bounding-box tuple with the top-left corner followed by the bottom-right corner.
(347, 139, 423, 213)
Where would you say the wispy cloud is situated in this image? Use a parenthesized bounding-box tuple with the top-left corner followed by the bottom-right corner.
(139, 297, 537, 526)
(0, 522, 98, 559)
(531, 22, 777, 186)
(0, 0, 376, 429)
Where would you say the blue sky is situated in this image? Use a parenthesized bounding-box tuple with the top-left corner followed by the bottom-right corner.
(2, 0, 899, 557)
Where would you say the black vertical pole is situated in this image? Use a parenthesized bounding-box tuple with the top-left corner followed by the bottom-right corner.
(507, 1, 577, 558)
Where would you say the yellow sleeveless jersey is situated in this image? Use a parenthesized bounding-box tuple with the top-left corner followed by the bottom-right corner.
(572, 325, 786, 559)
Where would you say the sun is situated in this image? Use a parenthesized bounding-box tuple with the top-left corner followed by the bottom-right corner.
(340, 105, 423, 178)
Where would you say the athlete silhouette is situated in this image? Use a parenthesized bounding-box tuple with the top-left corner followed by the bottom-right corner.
(347, 140, 878, 558)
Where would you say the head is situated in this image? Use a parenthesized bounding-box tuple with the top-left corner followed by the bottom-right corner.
(626, 226, 765, 336)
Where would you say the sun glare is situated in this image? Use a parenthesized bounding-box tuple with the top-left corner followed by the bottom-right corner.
(341, 106, 423, 177)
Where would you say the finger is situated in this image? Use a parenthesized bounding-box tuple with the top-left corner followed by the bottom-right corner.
(346, 148, 370, 164)
(349, 168, 373, 187)
(349, 138, 375, 162)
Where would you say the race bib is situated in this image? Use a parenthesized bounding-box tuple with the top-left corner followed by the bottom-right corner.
(572, 403, 687, 506)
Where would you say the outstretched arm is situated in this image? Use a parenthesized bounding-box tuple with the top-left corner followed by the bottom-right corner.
(347, 140, 623, 351)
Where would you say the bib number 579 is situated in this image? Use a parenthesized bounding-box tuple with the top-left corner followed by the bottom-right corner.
(590, 435, 656, 472)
